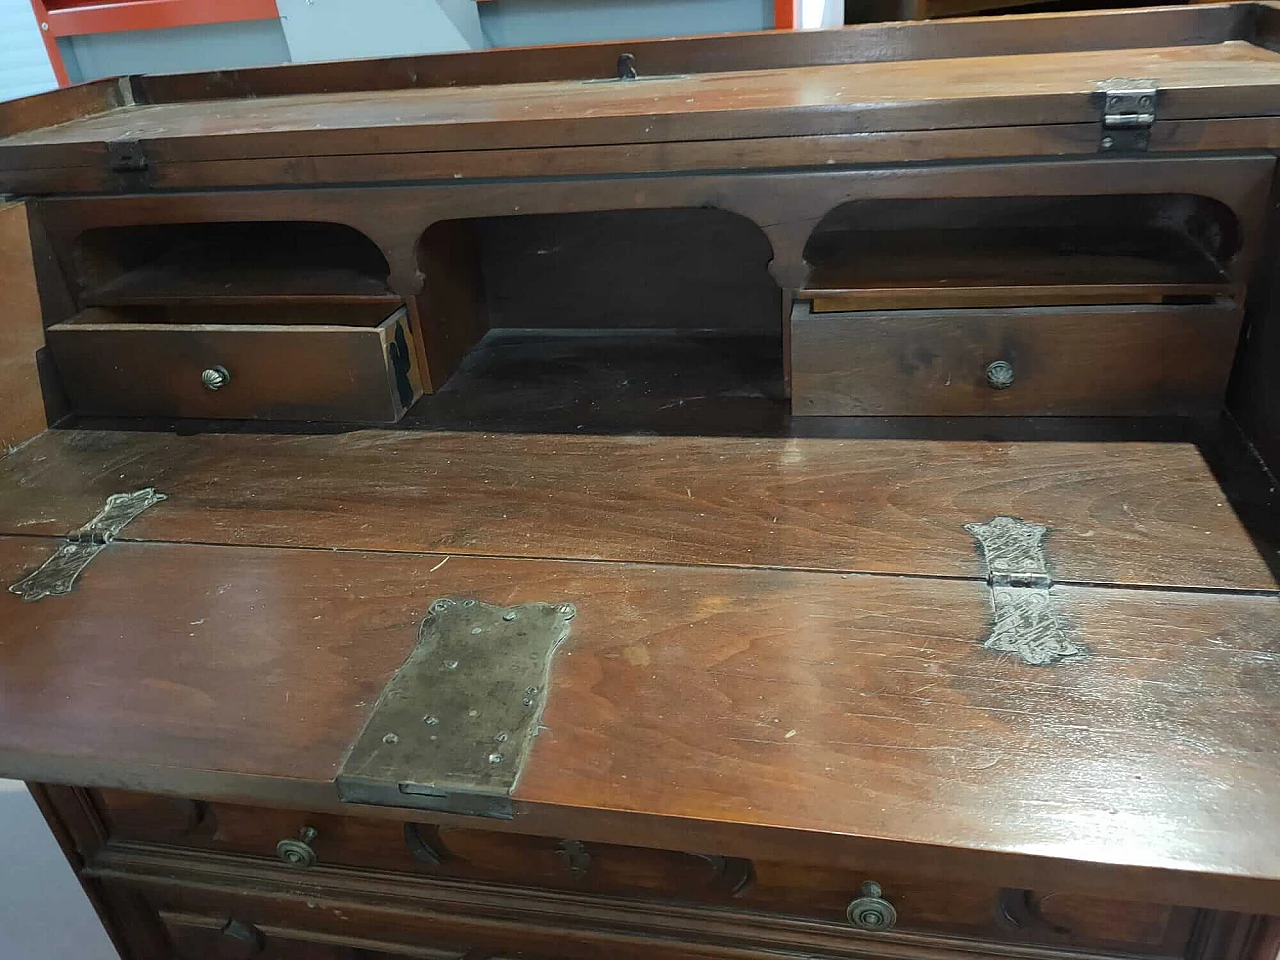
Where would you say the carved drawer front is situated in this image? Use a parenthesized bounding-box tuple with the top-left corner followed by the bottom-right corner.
(46, 304, 422, 423)
(160, 910, 467, 959)
(789, 300, 1243, 416)
(96, 790, 753, 904)
(97, 790, 1197, 955)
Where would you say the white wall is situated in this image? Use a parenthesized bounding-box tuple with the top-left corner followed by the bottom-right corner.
(0, 780, 119, 960)
(0, 0, 57, 102)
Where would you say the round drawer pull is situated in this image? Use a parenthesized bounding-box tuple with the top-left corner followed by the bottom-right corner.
(276, 826, 318, 868)
(985, 359, 1015, 390)
(847, 880, 897, 931)
(201, 365, 231, 391)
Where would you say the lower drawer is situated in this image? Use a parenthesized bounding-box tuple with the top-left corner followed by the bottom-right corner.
(789, 299, 1243, 416)
(160, 910, 467, 959)
(46, 305, 422, 422)
(95, 790, 1196, 955)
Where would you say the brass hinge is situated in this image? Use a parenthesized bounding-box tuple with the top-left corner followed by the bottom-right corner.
(8, 489, 166, 602)
(965, 517, 1086, 666)
(1097, 79, 1157, 153)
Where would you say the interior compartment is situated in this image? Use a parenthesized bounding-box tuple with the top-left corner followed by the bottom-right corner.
(412, 208, 786, 409)
(800, 194, 1242, 311)
(69, 221, 398, 313)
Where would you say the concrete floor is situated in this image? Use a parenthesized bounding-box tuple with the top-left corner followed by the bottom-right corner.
(0, 780, 120, 960)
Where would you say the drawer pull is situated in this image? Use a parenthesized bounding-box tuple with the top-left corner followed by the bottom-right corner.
(219, 918, 265, 957)
(847, 880, 897, 931)
(275, 825, 318, 868)
(201, 365, 231, 391)
(985, 359, 1015, 390)
(404, 822, 448, 865)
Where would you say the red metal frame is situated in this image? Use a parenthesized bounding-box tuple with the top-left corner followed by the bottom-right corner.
(29, 0, 279, 87)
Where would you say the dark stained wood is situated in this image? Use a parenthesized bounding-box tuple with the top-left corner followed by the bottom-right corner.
(28, 155, 1273, 301)
(1231, 160, 1280, 475)
(93, 789, 1197, 953)
(479, 209, 779, 333)
(791, 301, 1245, 417)
(83, 264, 399, 308)
(0, 202, 51, 452)
(1, 539, 1278, 913)
(0, 78, 130, 141)
(6, 45, 1280, 175)
(801, 232, 1234, 311)
(415, 219, 489, 393)
(8, 119, 1280, 196)
(0, 428, 1271, 591)
(88, 855, 1256, 960)
(46, 307, 421, 422)
(132, 4, 1250, 103)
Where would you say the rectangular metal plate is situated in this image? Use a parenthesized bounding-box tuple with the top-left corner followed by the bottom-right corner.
(336, 597, 574, 819)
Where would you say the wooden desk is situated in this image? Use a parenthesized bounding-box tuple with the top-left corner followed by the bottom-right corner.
(0, 6, 1278, 959)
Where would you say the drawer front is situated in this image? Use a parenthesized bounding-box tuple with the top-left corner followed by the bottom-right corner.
(46, 307, 421, 422)
(790, 300, 1242, 416)
(160, 911, 467, 960)
(96, 790, 1196, 955)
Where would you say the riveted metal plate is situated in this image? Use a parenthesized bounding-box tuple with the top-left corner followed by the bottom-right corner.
(9, 488, 166, 602)
(987, 587, 1084, 666)
(966, 516, 1084, 666)
(964, 516, 1051, 588)
(337, 597, 575, 819)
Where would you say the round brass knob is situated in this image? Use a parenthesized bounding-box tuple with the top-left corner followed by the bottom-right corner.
(985, 359, 1015, 390)
(847, 880, 897, 931)
(276, 826, 318, 868)
(201, 365, 231, 391)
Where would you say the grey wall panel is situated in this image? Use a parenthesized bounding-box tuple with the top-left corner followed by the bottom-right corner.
(0, 0, 57, 102)
(60, 19, 290, 84)
(277, 0, 482, 61)
(479, 0, 771, 47)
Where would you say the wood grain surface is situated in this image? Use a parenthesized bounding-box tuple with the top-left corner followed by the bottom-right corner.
(0, 538, 1277, 913)
(4, 44, 1280, 171)
(0, 429, 1271, 591)
(46, 309, 418, 423)
(791, 302, 1244, 416)
(0, 202, 50, 452)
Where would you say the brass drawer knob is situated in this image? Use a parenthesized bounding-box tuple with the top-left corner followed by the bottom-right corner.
(276, 826, 318, 868)
(847, 880, 897, 931)
(985, 359, 1015, 390)
(201, 365, 231, 391)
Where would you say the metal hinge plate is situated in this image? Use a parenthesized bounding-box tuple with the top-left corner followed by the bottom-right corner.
(1097, 79, 1157, 153)
(107, 138, 149, 176)
(337, 597, 575, 819)
(965, 516, 1085, 666)
(8, 489, 166, 601)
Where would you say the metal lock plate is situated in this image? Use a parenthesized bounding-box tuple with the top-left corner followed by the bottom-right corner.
(337, 598, 575, 819)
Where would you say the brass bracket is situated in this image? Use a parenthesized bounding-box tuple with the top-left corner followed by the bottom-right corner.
(337, 597, 575, 819)
(8, 489, 166, 602)
(965, 517, 1085, 666)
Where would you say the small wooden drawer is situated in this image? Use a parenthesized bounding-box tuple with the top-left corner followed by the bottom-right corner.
(789, 299, 1243, 416)
(96, 790, 1197, 955)
(46, 304, 423, 422)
